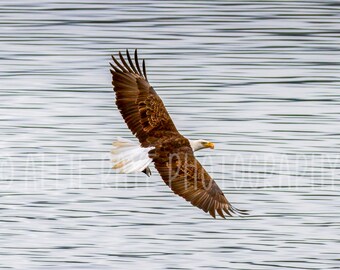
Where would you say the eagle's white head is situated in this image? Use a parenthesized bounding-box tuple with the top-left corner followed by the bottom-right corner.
(189, 139, 215, 152)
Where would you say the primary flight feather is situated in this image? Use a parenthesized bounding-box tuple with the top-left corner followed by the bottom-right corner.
(110, 49, 247, 219)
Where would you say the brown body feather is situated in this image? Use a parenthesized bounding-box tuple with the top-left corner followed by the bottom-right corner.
(110, 49, 246, 218)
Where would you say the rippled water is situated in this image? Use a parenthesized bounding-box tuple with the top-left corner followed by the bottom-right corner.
(1, 1, 340, 269)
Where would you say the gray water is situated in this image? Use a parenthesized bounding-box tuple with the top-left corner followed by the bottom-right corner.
(1, 1, 340, 269)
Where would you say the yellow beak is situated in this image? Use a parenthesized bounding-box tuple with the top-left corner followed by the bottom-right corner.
(204, 142, 215, 149)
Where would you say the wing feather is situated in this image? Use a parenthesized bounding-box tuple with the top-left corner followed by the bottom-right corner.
(126, 49, 138, 74)
(111, 54, 127, 72)
(152, 137, 247, 218)
(111, 49, 179, 147)
(142, 59, 148, 81)
(134, 49, 143, 76)
(119, 51, 134, 73)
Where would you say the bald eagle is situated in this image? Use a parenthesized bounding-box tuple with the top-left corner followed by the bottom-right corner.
(110, 50, 247, 219)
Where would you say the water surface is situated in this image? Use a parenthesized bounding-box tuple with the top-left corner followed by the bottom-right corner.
(1, 1, 340, 269)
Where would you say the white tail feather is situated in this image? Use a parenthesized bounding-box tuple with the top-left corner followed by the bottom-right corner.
(111, 137, 153, 174)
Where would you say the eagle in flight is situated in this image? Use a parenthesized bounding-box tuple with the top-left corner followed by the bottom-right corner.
(110, 50, 247, 219)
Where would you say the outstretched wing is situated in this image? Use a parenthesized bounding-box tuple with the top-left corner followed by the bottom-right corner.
(151, 137, 247, 218)
(110, 50, 179, 147)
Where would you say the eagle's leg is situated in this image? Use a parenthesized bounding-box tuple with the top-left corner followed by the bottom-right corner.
(142, 167, 151, 177)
